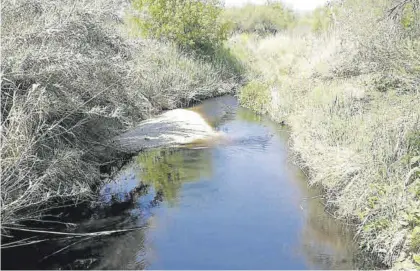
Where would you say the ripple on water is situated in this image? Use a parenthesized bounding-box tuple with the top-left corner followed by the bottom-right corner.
(5, 96, 360, 270)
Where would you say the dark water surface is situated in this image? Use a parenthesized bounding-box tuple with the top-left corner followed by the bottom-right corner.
(2, 96, 359, 269)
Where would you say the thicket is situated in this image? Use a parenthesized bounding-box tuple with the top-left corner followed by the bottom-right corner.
(232, 0, 420, 268)
(1, 0, 240, 234)
(130, 0, 230, 54)
(222, 2, 296, 35)
(296, 6, 336, 33)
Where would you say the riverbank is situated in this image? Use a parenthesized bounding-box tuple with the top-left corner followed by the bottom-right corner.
(230, 1, 420, 268)
(2, 0, 419, 268)
(2, 95, 368, 269)
(1, 0, 241, 231)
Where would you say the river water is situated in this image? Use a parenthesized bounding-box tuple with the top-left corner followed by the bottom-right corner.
(3, 96, 359, 269)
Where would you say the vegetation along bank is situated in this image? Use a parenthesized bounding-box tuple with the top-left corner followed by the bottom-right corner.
(1, 0, 241, 236)
(229, 0, 420, 268)
(1, 0, 419, 269)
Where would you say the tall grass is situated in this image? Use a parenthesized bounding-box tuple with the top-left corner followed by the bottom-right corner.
(1, 0, 240, 229)
(232, 0, 420, 268)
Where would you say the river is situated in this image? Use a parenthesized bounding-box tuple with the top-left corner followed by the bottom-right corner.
(2, 96, 360, 269)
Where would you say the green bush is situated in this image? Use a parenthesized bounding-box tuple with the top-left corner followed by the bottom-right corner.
(238, 80, 271, 114)
(131, 0, 229, 53)
(411, 226, 420, 252)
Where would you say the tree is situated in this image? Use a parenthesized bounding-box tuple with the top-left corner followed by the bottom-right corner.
(132, 0, 230, 53)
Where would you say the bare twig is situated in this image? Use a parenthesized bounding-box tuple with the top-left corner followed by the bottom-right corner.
(40, 236, 94, 261)
(2, 226, 145, 237)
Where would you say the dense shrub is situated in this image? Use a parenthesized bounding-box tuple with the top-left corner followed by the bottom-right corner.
(130, 0, 229, 53)
(333, 0, 420, 93)
(223, 3, 295, 35)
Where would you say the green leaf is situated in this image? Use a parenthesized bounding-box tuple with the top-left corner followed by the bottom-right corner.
(413, 254, 420, 265)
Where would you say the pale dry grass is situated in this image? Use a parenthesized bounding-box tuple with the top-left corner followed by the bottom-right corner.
(233, 1, 420, 267)
(1, 0, 239, 229)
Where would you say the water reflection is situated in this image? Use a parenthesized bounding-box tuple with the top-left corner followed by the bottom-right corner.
(56, 148, 214, 269)
(137, 97, 359, 269)
(31, 193, 150, 270)
(134, 148, 213, 205)
(297, 181, 357, 269)
(96, 96, 359, 269)
(190, 95, 238, 127)
(236, 106, 264, 124)
(63, 226, 147, 270)
(264, 115, 358, 269)
(8, 95, 363, 270)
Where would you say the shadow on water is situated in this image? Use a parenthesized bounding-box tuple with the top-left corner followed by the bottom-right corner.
(2, 95, 372, 270)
